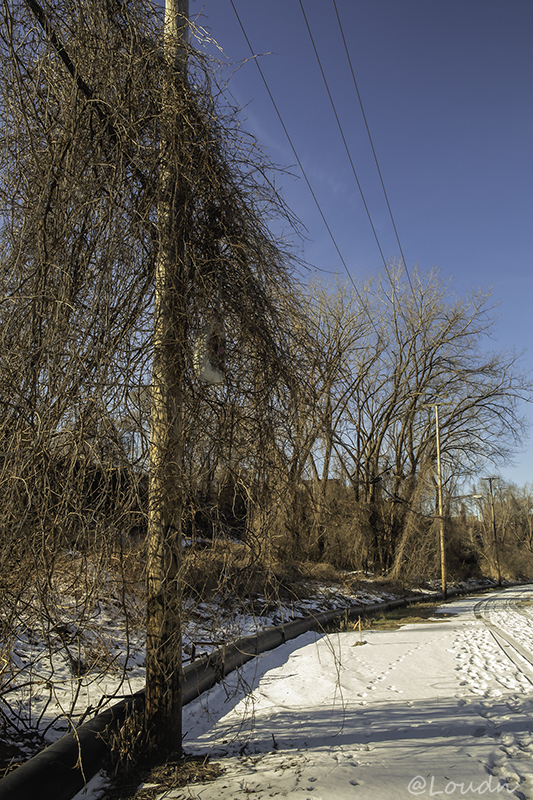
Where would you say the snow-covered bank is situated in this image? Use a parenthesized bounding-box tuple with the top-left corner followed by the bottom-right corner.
(137, 586, 533, 800)
(0, 571, 462, 759)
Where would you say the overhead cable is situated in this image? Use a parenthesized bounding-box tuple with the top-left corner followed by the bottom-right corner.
(331, 0, 414, 295)
(298, 0, 391, 274)
(228, 0, 379, 331)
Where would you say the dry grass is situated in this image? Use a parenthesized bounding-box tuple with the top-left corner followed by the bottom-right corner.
(102, 708, 225, 800)
(181, 544, 348, 607)
(102, 754, 224, 800)
(332, 601, 457, 634)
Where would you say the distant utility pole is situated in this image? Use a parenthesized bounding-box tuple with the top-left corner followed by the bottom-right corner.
(145, 0, 189, 756)
(483, 476, 501, 587)
(423, 402, 447, 601)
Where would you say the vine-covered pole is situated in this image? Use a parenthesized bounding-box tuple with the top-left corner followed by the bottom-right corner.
(145, 0, 189, 756)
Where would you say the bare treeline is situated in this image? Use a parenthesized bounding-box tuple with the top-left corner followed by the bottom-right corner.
(277, 267, 531, 578)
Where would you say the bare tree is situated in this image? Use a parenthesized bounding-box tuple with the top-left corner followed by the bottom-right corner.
(0, 0, 308, 757)
(292, 266, 531, 575)
(472, 480, 533, 579)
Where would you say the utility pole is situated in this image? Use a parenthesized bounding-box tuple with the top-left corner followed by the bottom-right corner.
(423, 402, 447, 600)
(483, 476, 501, 587)
(145, 0, 189, 757)
(434, 403, 446, 601)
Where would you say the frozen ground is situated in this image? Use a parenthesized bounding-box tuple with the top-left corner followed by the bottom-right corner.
(108, 586, 533, 800)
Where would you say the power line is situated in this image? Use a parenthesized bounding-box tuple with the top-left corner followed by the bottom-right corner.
(331, 0, 414, 296)
(298, 0, 391, 274)
(299, 0, 416, 301)
(228, 2, 349, 274)
(228, 0, 380, 333)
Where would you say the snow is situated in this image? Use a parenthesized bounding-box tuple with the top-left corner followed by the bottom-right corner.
(161, 587, 533, 800)
(16, 584, 533, 799)
(0, 571, 410, 764)
(0, 591, 147, 750)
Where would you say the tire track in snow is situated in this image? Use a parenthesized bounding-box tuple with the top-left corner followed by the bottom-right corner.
(452, 588, 533, 798)
(474, 591, 533, 684)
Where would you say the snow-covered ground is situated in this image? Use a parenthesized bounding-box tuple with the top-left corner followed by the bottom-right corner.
(8, 581, 533, 799)
(114, 585, 533, 800)
(0, 572, 414, 756)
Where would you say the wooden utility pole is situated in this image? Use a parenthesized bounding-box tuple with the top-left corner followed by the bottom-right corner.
(145, 0, 189, 756)
(434, 403, 446, 601)
(423, 402, 447, 600)
(483, 476, 501, 587)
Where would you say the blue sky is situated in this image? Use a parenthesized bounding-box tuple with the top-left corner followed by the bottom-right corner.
(188, 0, 533, 486)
